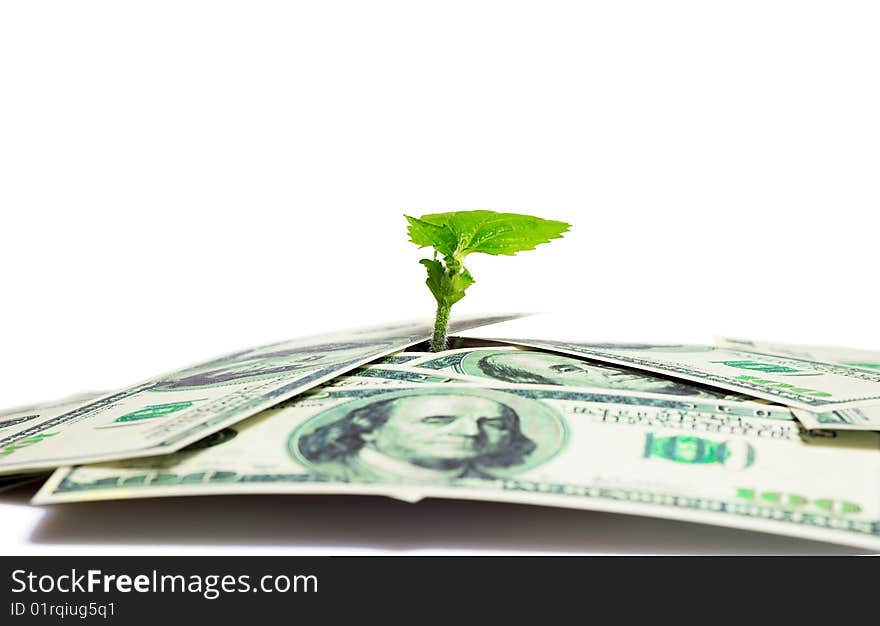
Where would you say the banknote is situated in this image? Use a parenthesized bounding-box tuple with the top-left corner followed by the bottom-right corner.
(33, 383, 880, 550)
(407, 346, 759, 401)
(322, 364, 478, 388)
(0, 394, 103, 444)
(717, 338, 880, 372)
(789, 406, 880, 432)
(715, 339, 880, 431)
(371, 352, 433, 365)
(484, 339, 880, 411)
(0, 315, 518, 475)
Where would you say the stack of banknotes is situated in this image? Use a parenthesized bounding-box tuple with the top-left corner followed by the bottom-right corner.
(3, 314, 880, 551)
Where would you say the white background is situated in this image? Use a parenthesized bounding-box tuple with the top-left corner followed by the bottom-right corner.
(0, 1, 877, 554)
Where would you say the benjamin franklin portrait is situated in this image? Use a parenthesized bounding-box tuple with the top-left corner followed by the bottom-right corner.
(154, 340, 393, 390)
(290, 388, 566, 484)
(456, 348, 729, 398)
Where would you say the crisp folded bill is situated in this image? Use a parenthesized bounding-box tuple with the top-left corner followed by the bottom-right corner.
(716, 337, 880, 372)
(790, 405, 880, 432)
(371, 352, 433, 366)
(407, 346, 760, 401)
(713, 339, 880, 432)
(33, 380, 880, 550)
(1, 394, 104, 448)
(482, 338, 880, 412)
(0, 315, 518, 475)
(327, 364, 480, 389)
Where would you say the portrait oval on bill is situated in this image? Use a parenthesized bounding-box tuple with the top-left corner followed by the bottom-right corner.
(455, 348, 730, 398)
(288, 387, 567, 484)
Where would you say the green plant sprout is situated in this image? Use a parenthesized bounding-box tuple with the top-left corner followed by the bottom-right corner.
(405, 210, 570, 352)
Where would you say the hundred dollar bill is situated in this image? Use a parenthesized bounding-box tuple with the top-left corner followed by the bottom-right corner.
(325, 364, 479, 388)
(0, 394, 103, 490)
(0, 365, 467, 491)
(0, 315, 517, 475)
(789, 405, 880, 432)
(34, 384, 880, 550)
(370, 352, 433, 366)
(716, 338, 880, 432)
(484, 339, 880, 412)
(717, 338, 880, 372)
(408, 346, 758, 401)
(0, 394, 104, 445)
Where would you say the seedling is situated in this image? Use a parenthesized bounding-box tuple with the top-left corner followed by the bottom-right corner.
(405, 210, 570, 352)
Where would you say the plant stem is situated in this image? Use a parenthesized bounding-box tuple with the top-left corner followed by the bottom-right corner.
(430, 301, 451, 352)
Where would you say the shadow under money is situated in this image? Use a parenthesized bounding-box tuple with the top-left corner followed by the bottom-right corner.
(2, 483, 857, 555)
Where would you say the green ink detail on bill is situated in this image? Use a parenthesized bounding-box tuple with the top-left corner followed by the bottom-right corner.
(734, 375, 833, 397)
(760, 491, 807, 506)
(737, 488, 861, 515)
(843, 361, 880, 371)
(643, 433, 755, 468)
(714, 360, 801, 374)
(114, 401, 196, 423)
(815, 498, 862, 514)
(735, 487, 755, 500)
(0, 432, 59, 457)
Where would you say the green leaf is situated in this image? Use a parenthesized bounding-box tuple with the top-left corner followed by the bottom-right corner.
(405, 215, 457, 257)
(420, 259, 474, 306)
(448, 267, 475, 305)
(413, 210, 570, 258)
(419, 258, 446, 303)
